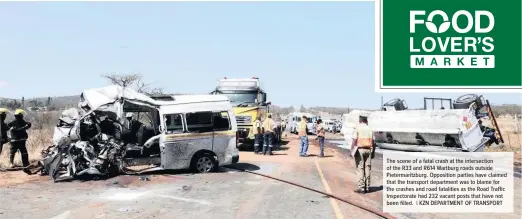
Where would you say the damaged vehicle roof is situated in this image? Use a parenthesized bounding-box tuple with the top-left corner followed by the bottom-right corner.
(79, 85, 161, 111)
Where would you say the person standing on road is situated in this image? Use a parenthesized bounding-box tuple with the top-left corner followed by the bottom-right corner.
(316, 119, 326, 157)
(350, 112, 375, 194)
(0, 108, 8, 155)
(281, 119, 287, 138)
(274, 119, 281, 146)
(253, 116, 263, 154)
(7, 109, 32, 168)
(262, 114, 276, 156)
(298, 115, 309, 157)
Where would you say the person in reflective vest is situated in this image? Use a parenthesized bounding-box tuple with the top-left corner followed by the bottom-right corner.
(8, 109, 32, 168)
(316, 119, 326, 157)
(262, 114, 276, 155)
(253, 116, 263, 154)
(298, 115, 309, 157)
(350, 112, 374, 194)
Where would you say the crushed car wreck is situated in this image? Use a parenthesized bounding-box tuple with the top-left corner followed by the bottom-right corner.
(25, 85, 240, 182)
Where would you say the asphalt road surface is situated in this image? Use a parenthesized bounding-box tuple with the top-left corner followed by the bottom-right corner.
(0, 134, 520, 219)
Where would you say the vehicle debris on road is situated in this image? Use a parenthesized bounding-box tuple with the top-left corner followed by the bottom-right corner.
(23, 85, 240, 182)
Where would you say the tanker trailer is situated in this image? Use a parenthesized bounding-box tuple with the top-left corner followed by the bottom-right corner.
(342, 94, 497, 152)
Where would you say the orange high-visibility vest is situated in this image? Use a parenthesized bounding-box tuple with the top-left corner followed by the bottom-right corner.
(352, 123, 373, 148)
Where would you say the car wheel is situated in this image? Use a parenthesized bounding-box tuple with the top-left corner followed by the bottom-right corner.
(191, 153, 217, 173)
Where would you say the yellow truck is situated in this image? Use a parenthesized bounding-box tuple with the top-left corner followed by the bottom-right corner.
(210, 77, 270, 150)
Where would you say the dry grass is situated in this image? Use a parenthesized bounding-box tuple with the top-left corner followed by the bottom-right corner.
(483, 117, 522, 166)
(483, 117, 522, 149)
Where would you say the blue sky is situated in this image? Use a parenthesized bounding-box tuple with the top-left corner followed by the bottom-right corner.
(0, 1, 520, 109)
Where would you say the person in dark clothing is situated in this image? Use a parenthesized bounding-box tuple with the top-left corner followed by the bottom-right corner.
(478, 120, 499, 145)
(7, 109, 32, 168)
(0, 108, 8, 155)
(122, 112, 143, 144)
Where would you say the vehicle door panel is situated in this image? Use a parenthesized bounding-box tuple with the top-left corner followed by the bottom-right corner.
(212, 111, 233, 163)
(160, 113, 191, 170)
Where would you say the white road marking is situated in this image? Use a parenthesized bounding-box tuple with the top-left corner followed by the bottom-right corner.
(106, 191, 150, 201)
(244, 181, 260, 185)
(49, 210, 70, 219)
(158, 195, 211, 205)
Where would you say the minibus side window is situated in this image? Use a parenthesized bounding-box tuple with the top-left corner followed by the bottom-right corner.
(186, 112, 213, 133)
(164, 114, 184, 134)
(213, 111, 231, 131)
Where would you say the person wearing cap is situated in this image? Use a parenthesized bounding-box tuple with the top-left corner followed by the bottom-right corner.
(7, 109, 32, 168)
(316, 119, 326, 157)
(253, 116, 263, 154)
(0, 108, 8, 155)
(298, 115, 309, 157)
(123, 112, 142, 144)
(350, 112, 374, 194)
(261, 113, 276, 155)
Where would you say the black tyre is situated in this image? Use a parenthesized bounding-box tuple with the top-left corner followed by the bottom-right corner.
(191, 153, 217, 173)
(384, 98, 400, 106)
(453, 94, 479, 109)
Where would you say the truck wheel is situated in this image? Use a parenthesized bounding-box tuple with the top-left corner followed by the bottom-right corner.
(453, 94, 479, 109)
(384, 98, 400, 106)
(191, 153, 217, 173)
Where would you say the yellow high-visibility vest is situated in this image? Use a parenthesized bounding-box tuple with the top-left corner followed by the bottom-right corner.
(263, 119, 274, 132)
(298, 120, 307, 136)
(254, 120, 262, 133)
(351, 124, 373, 147)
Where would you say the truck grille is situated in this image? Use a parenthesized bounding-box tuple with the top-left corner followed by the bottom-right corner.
(236, 116, 252, 125)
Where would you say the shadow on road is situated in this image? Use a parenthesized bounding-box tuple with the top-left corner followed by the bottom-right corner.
(278, 140, 290, 146)
(225, 162, 261, 171)
(270, 153, 287, 156)
(367, 185, 383, 193)
(273, 146, 290, 151)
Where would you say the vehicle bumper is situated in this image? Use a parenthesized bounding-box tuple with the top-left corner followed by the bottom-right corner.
(237, 127, 254, 140)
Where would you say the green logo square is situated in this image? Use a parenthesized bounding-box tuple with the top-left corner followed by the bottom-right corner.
(379, 0, 522, 90)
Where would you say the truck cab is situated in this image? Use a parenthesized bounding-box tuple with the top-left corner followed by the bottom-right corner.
(210, 77, 270, 148)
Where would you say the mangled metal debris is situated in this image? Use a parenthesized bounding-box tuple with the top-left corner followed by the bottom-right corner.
(25, 85, 240, 182)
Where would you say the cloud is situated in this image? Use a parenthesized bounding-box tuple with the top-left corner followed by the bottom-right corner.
(0, 80, 8, 88)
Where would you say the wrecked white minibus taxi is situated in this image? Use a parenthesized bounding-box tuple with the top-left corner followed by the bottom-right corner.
(26, 85, 240, 182)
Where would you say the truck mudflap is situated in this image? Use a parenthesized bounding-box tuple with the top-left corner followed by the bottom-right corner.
(232, 155, 239, 163)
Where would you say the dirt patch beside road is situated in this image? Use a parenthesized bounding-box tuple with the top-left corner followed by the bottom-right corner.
(0, 171, 47, 187)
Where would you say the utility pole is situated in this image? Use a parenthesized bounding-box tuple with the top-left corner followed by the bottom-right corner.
(381, 96, 384, 109)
